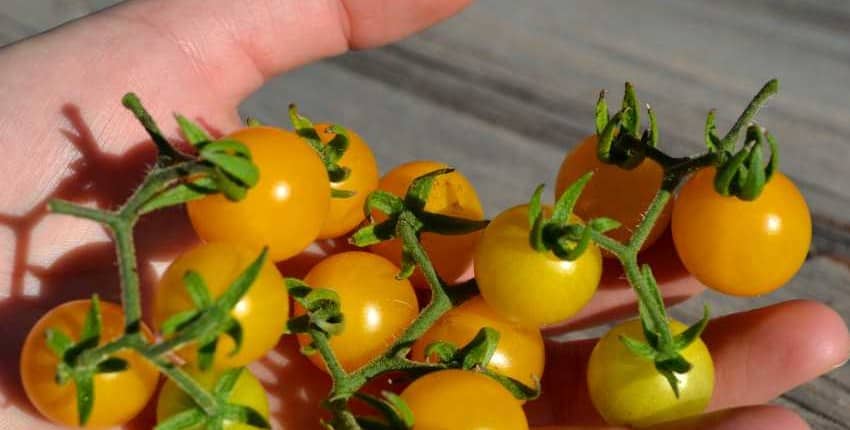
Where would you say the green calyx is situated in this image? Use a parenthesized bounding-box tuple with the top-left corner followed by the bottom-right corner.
(705, 79, 781, 201)
(46, 93, 271, 428)
(159, 249, 268, 371)
(595, 83, 660, 169)
(285, 278, 346, 343)
(155, 368, 271, 430)
(423, 327, 540, 401)
(617, 265, 711, 397)
(353, 392, 415, 430)
(527, 173, 620, 261)
(289, 105, 356, 198)
(45, 295, 130, 426)
(350, 168, 489, 280)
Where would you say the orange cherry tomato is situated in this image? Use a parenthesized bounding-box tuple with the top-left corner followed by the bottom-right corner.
(295, 251, 419, 372)
(474, 205, 602, 327)
(411, 296, 544, 387)
(21, 300, 159, 427)
(315, 123, 379, 239)
(587, 319, 714, 428)
(371, 161, 484, 286)
(154, 242, 289, 369)
(672, 168, 811, 296)
(556, 135, 671, 253)
(400, 370, 529, 430)
(187, 126, 330, 262)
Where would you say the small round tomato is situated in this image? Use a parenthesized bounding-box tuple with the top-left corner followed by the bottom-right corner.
(672, 169, 811, 296)
(154, 242, 289, 369)
(411, 296, 544, 387)
(371, 161, 484, 286)
(314, 123, 379, 239)
(295, 251, 418, 372)
(474, 205, 602, 327)
(187, 126, 330, 261)
(587, 319, 714, 428)
(157, 366, 269, 429)
(21, 300, 159, 427)
(556, 135, 671, 253)
(400, 370, 528, 430)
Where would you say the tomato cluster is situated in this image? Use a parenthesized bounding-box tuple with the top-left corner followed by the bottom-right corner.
(20, 82, 811, 430)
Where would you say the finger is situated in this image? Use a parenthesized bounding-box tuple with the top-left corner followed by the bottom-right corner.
(704, 300, 849, 410)
(543, 232, 704, 335)
(530, 300, 849, 427)
(651, 405, 810, 430)
(531, 405, 810, 430)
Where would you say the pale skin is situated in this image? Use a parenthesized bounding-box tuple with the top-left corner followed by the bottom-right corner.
(0, 0, 846, 428)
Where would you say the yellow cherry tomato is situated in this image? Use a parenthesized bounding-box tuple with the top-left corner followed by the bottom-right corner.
(21, 300, 159, 427)
(411, 296, 544, 387)
(474, 205, 602, 327)
(157, 366, 270, 430)
(295, 251, 418, 372)
(154, 242, 289, 369)
(672, 169, 811, 296)
(371, 160, 484, 286)
(400, 370, 529, 430)
(315, 123, 379, 239)
(587, 319, 714, 428)
(556, 135, 671, 253)
(187, 126, 330, 261)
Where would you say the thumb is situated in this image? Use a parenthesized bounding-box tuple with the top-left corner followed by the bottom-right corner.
(0, 0, 472, 212)
(96, 0, 473, 105)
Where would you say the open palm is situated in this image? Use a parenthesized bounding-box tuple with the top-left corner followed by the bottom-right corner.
(0, 1, 846, 429)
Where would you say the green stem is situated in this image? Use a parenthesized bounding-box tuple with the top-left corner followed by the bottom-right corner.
(112, 222, 142, 331)
(721, 79, 779, 149)
(140, 352, 220, 415)
(622, 255, 673, 344)
(310, 212, 455, 425)
(627, 190, 672, 251)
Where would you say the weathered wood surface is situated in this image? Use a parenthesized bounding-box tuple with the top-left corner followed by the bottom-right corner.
(2, 0, 848, 428)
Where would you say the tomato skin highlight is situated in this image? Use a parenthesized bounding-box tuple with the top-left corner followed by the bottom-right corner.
(20, 300, 159, 428)
(474, 205, 602, 327)
(411, 296, 544, 387)
(672, 169, 811, 296)
(371, 160, 484, 286)
(556, 135, 671, 253)
(400, 370, 529, 430)
(186, 126, 330, 262)
(157, 366, 270, 430)
(314, 123, 379, 239)
(154, 242, 289, 369)
(587, 319, 714, 428)
(295, 251, 419, 372)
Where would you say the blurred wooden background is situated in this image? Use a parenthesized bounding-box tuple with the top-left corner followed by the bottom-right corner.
(2, 1, 848, 428)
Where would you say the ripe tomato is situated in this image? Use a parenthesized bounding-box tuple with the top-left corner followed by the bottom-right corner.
(186, 126, 330, 262)
(20, 300, 159, 427)
(154, 242, 289, 369)
(555, 135, 671, 252)
(314, 124, 379, 239)
(370, 160, 484, 286)
(587, 319, 714, 428)
(411, 297, 544, 387)
(672, 169, 811, 296)
(400, 370, 529, 430)
(474, 205, 602, 327)
(157, 366, 269, 429)
(295, 251, 419, 372)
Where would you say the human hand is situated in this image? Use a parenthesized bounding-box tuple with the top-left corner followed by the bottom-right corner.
(0, 1, 845, 429)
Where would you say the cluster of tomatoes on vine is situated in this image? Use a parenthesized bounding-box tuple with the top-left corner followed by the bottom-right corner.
(19, 79, 811, 429)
